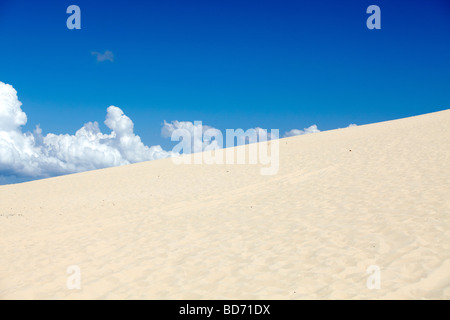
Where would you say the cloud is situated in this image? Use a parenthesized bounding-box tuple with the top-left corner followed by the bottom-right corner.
(284, 125, 320, 138)
(161, 121, 279, 152)
(283, 123, 357, 138)
(0, 82, 174, 182)
(161, 120, 223, 153)
(1, 81, 354, 184)
(91, 50, 114, 62)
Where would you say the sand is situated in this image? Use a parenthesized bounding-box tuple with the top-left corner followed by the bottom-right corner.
(0, 110, 449, 299)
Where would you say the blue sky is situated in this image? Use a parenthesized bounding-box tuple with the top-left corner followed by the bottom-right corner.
(0, 0, 449, 183)
(1, 0, 450, 143)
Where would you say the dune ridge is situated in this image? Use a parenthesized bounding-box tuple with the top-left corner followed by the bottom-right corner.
(1, 110, 449, 299)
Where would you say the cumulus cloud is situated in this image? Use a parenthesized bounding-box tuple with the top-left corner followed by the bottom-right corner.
(161, 121, 278, 153)
(0, 82, 174, 181)
(283, 123, 357, 138)
(0, 81, 353, 184)
(92, 50, 114, 62)
(161, 120, 222, 153)
(283, 125, 320, 138)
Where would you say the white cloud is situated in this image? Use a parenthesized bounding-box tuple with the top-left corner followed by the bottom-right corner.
(161, 121, 278, 152)
(284, 124, 320, 138)
(283, 123, 357, 138)
(0, 82, 174, 181)
(92, 50, 114, 62)
(0, 81, 354, 184)
(161, 120, 219, 153)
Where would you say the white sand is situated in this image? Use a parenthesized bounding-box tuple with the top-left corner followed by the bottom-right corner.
(0, 110, 449, 299)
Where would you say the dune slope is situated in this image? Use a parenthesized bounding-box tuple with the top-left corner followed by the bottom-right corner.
(0, 110, 449, 299)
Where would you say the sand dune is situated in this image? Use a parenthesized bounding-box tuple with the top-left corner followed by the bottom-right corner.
(1, 110, 449, 299)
